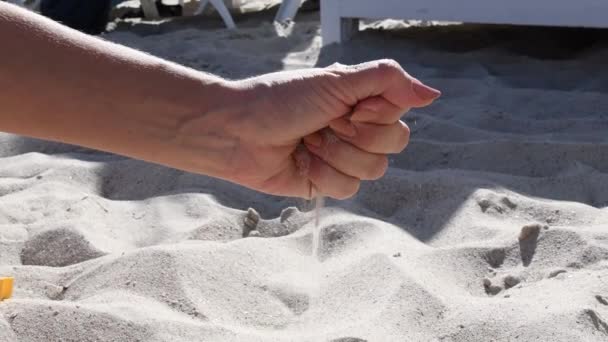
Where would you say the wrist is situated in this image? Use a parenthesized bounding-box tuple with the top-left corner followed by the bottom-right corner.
(75, 70, 243, 180)
(153, 77, 246, 180)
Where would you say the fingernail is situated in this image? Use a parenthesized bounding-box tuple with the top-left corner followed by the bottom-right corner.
(412, 80, 441, 101)
(303, 133, 323, 148)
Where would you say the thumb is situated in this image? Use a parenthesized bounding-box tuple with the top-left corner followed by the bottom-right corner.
(329, 59, 441, 109)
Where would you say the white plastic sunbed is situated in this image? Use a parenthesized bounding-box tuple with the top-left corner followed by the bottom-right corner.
(140, 0, 235, 27)
(6, 0, 41, 10)
(141, 0, 305, 29)
(9, 0, 302, 30)
(320, 0, 608, 45)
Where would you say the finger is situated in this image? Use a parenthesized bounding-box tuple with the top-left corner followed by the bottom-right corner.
(272, 146, 360, 199)
(258, 145, 313, 199)
(331, 59, 441, 109)
(307, 153, 360, 200)
(303, 131, 323, 148)
(350, 96, 408, 124)
(303, 133, 388, 180)
(328, 117, 357, 137)
(341, 120, 410, 154)
(329, 107, 408, 137)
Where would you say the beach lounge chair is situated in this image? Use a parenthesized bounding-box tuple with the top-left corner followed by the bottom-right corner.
(320, 0, 608, 45)
(140, 0, 161, 19)
(193, 0, 235, 29)
(5, 0, 41, 10)
(140, 0, 309, 29)
(192, 0, 307, 28)
(39, 0, 112, 34)
(140, 0, 234, 28)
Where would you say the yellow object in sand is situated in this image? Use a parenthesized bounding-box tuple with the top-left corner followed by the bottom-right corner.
(0, 277, 14, 301)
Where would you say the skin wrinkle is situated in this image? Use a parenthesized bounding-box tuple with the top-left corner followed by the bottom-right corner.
(260, 78, 302, 139)
(307, 81, 339, 126)
(368, 61, 408, 108)
(173, 113, 240, 174)
(222, 84, 271, 138)
(317, 74, 352, 117)
(325, 70, 359, 107)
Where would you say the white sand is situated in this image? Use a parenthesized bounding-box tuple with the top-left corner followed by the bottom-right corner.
(2, 4, 608, 341)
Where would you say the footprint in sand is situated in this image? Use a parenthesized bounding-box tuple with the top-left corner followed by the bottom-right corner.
(242, 207, 309, 238)
(483, 277, 503, 296)
(482, 224, 544, 295)
(477, 195, 517, 214)
(596, 295, 608, 306)
(483, 273, 522, 296)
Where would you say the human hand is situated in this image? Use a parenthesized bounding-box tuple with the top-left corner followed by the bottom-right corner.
(178, 60, 440, 199)
(0, 5, 437, 200)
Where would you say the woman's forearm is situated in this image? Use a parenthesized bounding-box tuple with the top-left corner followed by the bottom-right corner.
(0, 4, 439, 199)
(0, 3, 236, 175)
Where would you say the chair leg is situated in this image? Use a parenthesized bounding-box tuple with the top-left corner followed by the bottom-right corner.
(141, 0, 160, 20)
(321, 0, 358, 45)
(274, 0, 302, 22)
(195, 0, 236, 29)
(194, 0, 210, 15)
(208, 0, 237, 29)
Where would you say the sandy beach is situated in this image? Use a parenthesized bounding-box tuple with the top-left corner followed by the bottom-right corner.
(1, 2, 608, 341)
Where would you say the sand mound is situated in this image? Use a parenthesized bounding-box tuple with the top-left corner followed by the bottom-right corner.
(21, 227, 106, 267)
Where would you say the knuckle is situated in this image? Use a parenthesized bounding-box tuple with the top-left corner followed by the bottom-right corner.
(376, 59, 403, 77)
(328, 62, 345, 70)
